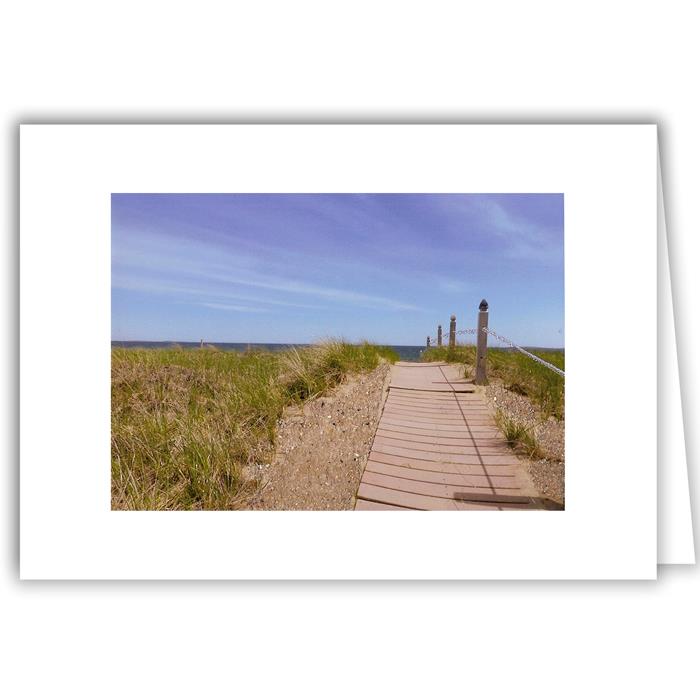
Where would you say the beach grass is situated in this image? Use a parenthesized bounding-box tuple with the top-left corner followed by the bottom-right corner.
(493, 409, 545, 460)
(111, 340, 398, 510)
(421, 344, 565, 419)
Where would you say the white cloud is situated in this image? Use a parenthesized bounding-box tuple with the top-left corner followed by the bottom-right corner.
(203, 271, 423, 311)
(112, 276, 327, 310)
(112, 227, 423, 312)
(437, 279, 469, 294)
(200, 302, 267, 313)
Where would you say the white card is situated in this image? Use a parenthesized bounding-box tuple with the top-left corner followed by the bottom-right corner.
(20, 124, 660, 579)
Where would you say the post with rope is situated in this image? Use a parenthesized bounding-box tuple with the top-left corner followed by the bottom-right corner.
(449, 315, 456, 350)
(437, 324, 443, 347)
(426, 335, 431, 348)
(475, 299, 489, 385)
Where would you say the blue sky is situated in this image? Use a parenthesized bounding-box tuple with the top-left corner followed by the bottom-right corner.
(112, 193, 564, 347)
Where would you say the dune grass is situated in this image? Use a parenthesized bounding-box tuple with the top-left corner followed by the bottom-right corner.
(280, 341, 399, 401)
(421, 344, 564, 419)
(111, 340, 398, 510)
(493, 410, 545, 460)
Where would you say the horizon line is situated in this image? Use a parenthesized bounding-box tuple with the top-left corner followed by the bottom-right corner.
(111, 339, 566, 350)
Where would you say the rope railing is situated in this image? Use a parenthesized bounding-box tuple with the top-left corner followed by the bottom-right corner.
(481, 328, 565, 377)
(426, 328, 477, 346)
(425, 300, 564, 380)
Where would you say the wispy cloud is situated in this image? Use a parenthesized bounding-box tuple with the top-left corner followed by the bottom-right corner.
(202, 270, 423, 311)
(427, 195, 563, 263)
(480, 200, 560, 261)
(437, 279, 469, 294)
(113, 229, 423, 312)
(199, 302, 267, 313)
(112, 275, 327, 310)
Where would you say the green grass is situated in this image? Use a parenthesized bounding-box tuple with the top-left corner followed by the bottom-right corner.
(422, 345, 477, 365)
(493, 410, 545, 460)
(421, 344, 564, 419)
(280, 341, 399, 401)
(111, 340, 398, 510)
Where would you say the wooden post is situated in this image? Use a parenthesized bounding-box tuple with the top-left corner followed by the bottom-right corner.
(449, 315, 456, 349)
(475, 299, 489, 385)
(426, 335, 431, 348)
(200, 339, 204, 349)
(437, 325, 443, 347)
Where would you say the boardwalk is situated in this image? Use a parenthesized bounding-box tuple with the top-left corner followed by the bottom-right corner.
(355, 362, 543, 510)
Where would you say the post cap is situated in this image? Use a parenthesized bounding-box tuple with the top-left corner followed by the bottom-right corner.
(438, 324, 442, 330)
(450, 314, 456, 321)
(479, 299, 489, 311)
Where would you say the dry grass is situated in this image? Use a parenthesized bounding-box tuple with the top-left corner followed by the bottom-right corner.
(111, 341, 398, 510)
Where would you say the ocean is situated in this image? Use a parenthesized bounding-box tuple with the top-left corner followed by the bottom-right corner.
(111, 341, 429, 362)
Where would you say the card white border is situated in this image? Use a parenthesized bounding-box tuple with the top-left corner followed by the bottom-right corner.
(20, 124, 657, 579)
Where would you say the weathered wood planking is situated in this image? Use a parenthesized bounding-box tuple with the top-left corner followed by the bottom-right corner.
(354, 362, 540, 511)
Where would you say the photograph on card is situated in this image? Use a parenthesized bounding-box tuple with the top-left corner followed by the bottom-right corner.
(111, 193, 565, 511)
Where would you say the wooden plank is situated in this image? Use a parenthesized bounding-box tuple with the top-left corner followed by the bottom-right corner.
(380, 411, 474, 425)
(366, 453, 517, 476)
(382, 409, 497, 430)
(389, 390, 482, 402)
(357, 483, 502, 510)
(375, 429, 508, 448)
(379, 418, 496, 432)
(370, 446, 521, 466)
(384, 405, 491, 418)
(400, 362, 459, 371)
(362, 471, 523, 500)
(383, 404, 475, 416)
(383, 411, 494, 430)
(452, 492, 563, 509)
(354, 499, 413, 511)
(386, 396, 465, 404)
(391, 384, 480, 393)
(382, 411, 480, 422)
(372, 436, 512, 456)
(384, 401, 474, 412)
(379, 419, 471, 433)
(395, 361, 449, 367)
(375, 425, 503, 440)
(384, 405, 465, 413)
(385, 397, 472, 406)
(388, 392, 478, 402)
(388, 385, 475, 393)
(365, 461, 520, 488)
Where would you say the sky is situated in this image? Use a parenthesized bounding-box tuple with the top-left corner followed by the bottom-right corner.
(111, 193, 564, 347)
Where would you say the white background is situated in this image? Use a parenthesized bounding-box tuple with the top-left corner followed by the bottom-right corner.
(2, 1, 698, 698)
(20, 124, 657, 580)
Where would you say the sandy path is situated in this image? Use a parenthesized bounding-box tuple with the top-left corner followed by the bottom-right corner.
(247, 363, 391, 510)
